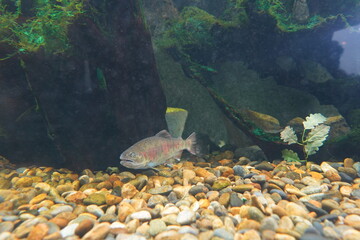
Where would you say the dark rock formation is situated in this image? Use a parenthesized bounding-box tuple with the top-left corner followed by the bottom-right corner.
(0, 0, 167, 170)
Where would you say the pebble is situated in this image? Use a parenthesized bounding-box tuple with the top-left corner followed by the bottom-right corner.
(75, 219, 94, 237)
(82, 222, 110, 240)
(130, 210, 152, 221)
(2, 156, 360, 240)
(213, 228, 234, 240)
(177, 210, 196, 225)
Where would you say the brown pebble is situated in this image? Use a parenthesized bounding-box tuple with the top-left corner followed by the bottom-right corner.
(105, 194, 122, 205)
(325, 170, 341, 182)
(28, 223, 49, 240)
(237, 219, 260, 230)
(49, 217, 69, 229)
(82, 222, 110, 240)
(219, 192, 231, 206)
(29, 193, 47, 205)
(272, 205, 287, 217)
(43, 231, 62, 240)
(75, 219, 94, 237)
(344, 158, 354, 168)
(118, 201, 135, 222)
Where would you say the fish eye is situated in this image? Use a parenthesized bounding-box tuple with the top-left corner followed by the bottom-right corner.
(129, 152, 136, 157)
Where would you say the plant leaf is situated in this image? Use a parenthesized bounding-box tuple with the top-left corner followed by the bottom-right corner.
(280, 126, 298, 144)
(303, 113, 327, 130)
(282, 149, 301, 162)
(304, 124, 330, 156)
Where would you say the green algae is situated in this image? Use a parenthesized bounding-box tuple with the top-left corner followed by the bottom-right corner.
(0, 0, 84, 58)
(255, 0, 358, 32)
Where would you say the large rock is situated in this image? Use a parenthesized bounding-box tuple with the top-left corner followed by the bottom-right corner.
(211, 61, 340, 125)
(155, 50, 251, 147)
(0, 0, 167, 170)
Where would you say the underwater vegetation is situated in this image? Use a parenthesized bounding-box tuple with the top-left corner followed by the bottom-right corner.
(255, 0, 360, 32)
(281, 113, 330, 163)
(0, 0, 84, 58)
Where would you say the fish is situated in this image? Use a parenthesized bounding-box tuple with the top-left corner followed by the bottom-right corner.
(120, 130, 199, 169)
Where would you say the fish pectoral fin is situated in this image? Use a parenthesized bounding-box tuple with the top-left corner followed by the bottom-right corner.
(155, 130, 172, 139)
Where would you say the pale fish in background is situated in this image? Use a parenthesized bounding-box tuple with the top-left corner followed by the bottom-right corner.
(120, 130, 199, 169)
(165, 107, 188, 138)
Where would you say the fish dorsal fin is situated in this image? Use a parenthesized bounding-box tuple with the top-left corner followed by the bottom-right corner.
(155, 130, 172, 139)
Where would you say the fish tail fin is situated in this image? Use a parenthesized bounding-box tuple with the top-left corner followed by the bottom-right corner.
(186, 132, 200, 155)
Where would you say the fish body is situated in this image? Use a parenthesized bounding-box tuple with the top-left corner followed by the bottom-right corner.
(120, 130, 198, 169)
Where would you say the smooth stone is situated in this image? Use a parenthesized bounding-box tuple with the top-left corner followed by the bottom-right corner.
(286, 202, 309, 218)
(285, 172, 301, 180)
(27, 223, 49, 240)
(60, 223, 79, 238)
(161, 205, 180, 217)
(232, 184, 254, 193)
(213, 228, 234, 240)
(353, 162, 360, 175)
(342, 229, 360, 240)
(260, 216, 278, 232)
(300, 233, 328, 240)
(2, 215, 19, 221)
(255, 162, 274, 171)
(153, 230, 182, 240)
(274, 233, 296, 240)
(251, 174, 267, 184)
(50, 205, 73, 216)
(248, 206, 265, 222)
(233, 165, 246, 177)
(344, 158, 354, 168)
(303, 202, 328, 217)
(351, 189, 360, 199)
(301, 176, 321, 186)
(116, 233, 146, 240)
(339, 172, 354, 183)
(320, 162, 337, 172)
(189, 185, 209, 196)
(268, 179, 286, 188)
(75, 219, 94, 237)
(212, 179, 231, 190)
(130, 211, 152, 221)
(99, 214, 118, 223)
(0, 222, 14, 233)
(148, 185, 173, 196)
(83, 193, 106, 205)
(321, 199, 339, 212)
(278, 216, 294, 229)
(82, 222, 110, 240)
(149, 219, 166, 236)
(121, 183, 138, 199)
(310, 164, 323, 173)
(219, 192, 231, 206)
(177, 210, 196, 225)
(214, 204, 228, 217)
(230, 193, 243, 207)
(147, 195, 168, 208)
(323, 226, 342, 240)
(317, 214, 342, 222)
(162, 214, 178, 225)
(178, 226, 199, 235)
(270, 189, 287, 199)
(300, 185, 323, 195)
(86, 205, 104, 218)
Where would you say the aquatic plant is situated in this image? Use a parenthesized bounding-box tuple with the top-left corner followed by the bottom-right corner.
(255, 0, 356, 32)
(280, 113, 330, 162)
(0, 0, 84, 58)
